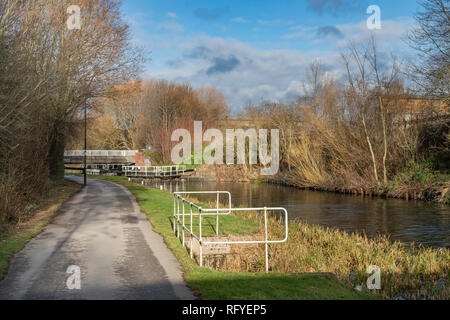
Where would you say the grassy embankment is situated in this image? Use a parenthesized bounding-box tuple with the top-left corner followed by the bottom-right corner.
(279, 161, 450, 204)
(385, 162, 449, 203)
(0, 180, 82, 279)
(92, 175, 377, 300)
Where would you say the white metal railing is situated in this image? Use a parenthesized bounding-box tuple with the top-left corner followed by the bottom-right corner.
(86, 164, 124, 169)
(124, 165, 188, 177)
(64, 150, 138, 157)
(83, 164, 124, 175)
(173, 191, 288, 273)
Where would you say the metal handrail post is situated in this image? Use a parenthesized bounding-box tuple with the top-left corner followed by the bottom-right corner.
(199, 207, 203, 267)
(264, 207, 269, 273)
(177, 196, 180, 238)
(216, 192, 219, 235)
(182, 200, 185, 247)
(190, 204, 193, 258)
(173, 195, 176, 233)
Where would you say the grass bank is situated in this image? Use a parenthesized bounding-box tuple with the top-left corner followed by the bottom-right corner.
(92, 175, 376, 300)
(0, 179, 82, 279)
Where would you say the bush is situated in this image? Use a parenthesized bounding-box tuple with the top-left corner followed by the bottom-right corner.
(396, 162, 435, 187)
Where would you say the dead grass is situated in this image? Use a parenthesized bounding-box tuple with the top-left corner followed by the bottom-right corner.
(225, 216, 450, 300)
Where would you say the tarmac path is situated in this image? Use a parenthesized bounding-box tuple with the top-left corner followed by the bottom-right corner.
(0, 176, 194, 300)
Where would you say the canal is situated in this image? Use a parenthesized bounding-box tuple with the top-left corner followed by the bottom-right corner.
(150, 180, 450, 248)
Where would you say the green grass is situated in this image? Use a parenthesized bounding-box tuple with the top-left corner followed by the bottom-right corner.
(0, 180, 82, 279)
(186, 272, 377, 300)
(90, 175, 377, 300)
(385, 161, 450, 203)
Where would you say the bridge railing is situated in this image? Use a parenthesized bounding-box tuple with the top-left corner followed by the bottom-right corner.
(173, 191, 289, 273)
(123, 165, 188, 177)
(83, 164, 125, 175)
(64, 150, 138, 157)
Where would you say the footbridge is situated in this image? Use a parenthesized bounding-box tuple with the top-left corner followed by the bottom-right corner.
(64, 150, 138, 165)
(64, 150, 195, 178)
(64, 150, 139, 175)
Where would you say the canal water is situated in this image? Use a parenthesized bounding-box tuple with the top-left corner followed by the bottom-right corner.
(150, 180, 450, 248)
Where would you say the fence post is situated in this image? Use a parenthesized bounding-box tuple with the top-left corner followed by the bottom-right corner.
(264, 207, 268, 273)
(190, 204, 193, 259)
(182, 200, 185, 247)
(177, 196, 180, 238)
(173, 195, 176, 233)
(216, 192, 219, 235)
(199, 208, 203, 267)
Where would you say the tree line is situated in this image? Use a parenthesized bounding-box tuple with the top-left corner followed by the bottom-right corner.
(239, 0, 448, 197)
(66, 79, 229, 164)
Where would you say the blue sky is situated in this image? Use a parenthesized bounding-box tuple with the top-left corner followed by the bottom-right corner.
(121, 0, 422, 112)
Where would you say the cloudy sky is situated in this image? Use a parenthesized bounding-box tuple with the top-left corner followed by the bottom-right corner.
(122, 0, 421, 113)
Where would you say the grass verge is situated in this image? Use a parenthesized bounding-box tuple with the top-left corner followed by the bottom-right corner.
(91, 175, 377, 300)
(0, 179, 82, 279)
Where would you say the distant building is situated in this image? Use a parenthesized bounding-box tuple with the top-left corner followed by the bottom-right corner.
(384, 96, 449, 122)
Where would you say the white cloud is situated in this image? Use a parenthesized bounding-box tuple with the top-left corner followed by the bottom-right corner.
(257, 19, 293, 26)
(144, 18, 415, 113)
(150, 36, 341, 112)
(157, 22, 185, 33)
(283, 18, 413, 46)
(166, 12, 177, 18)
(283, 26, 316, 39)
(231, 17, 248, 23)
(333, 17, 414, 48)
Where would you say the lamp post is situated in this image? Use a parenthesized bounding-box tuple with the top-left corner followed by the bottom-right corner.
(84, 99, 87, 186)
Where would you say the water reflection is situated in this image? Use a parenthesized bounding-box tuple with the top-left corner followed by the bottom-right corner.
(150, 180, 450, 248)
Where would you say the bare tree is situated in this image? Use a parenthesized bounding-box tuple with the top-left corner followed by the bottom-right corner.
(341, 41, 380, 184)
(367, 35, 401, 184)
(341, 36, 404, 185)
(407, 0, 449, 100)
(303, 60, 325, 113)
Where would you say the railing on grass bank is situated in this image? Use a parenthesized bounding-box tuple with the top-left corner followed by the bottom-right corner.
(173, 191, 288, 273)
(124, 165, 189, 177)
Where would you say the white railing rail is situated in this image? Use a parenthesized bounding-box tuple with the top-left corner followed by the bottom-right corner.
(173, 191, 289, 273)
(64, 150, 138, 157)
(85, 164, 124, 169)
(174, 191, 232, 237)
(124, 165, 188, 177)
